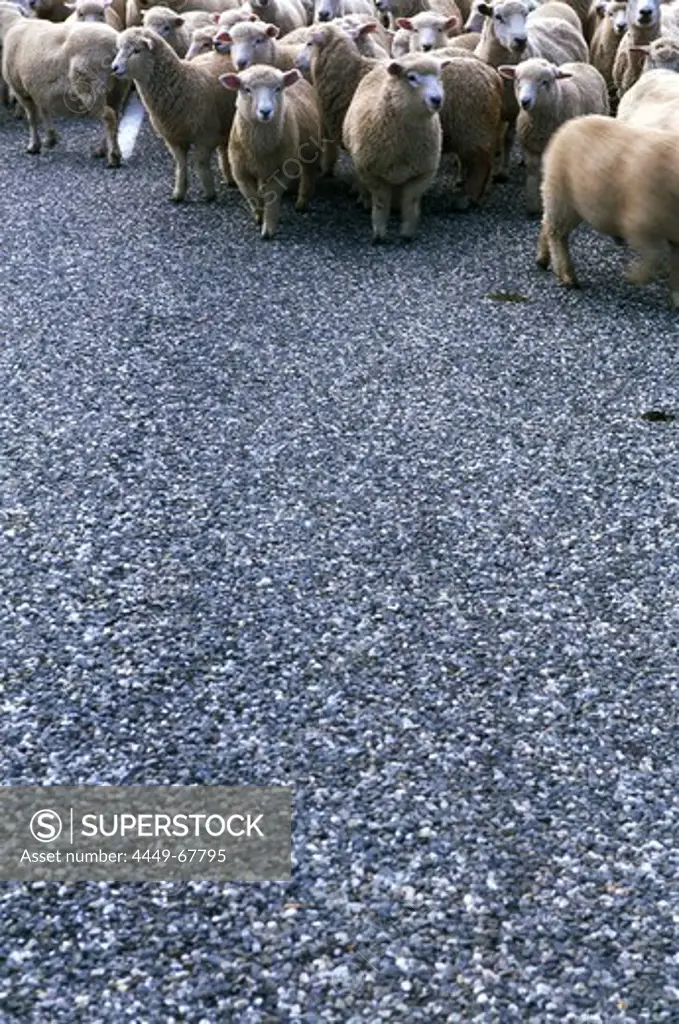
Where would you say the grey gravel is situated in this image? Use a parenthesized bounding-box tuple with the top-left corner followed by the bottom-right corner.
(0, 109, 678, 1023)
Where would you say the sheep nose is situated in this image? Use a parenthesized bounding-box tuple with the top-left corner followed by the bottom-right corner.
(430, 94, 441, 109)
(638, 8, 651, 21)
(514, 35, 527, 48)
(422, 43, 432, 50)
(318, 10, 329, 19)
(259, 108, 273, 120)
(520, 96, 532, 109)
(236, 58, 248, 69)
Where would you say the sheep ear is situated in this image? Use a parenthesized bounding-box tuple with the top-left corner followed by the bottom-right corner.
(247, 11, 258, 19)
(387, 60, 403, 76)
(497, 64, 516, 79)
(174, 16, 184, 25)
(265, 23, 279, 36)
(628, 44, 649, 54)
(395, 17, 412, 28)
(358, 20, 378, 34)
(211, 11, 219, 21)
(142, 34, 154, 49)
(282, 68, 301, 87)
(63, 2, 76, 8)
(477, 2, 493, 15)
(444, 14, 459, 30)
(555, 69, 572, 78)
(438, 58, 452, 68)
(216, 30, 232, 43)
(219, 72, 241, 90)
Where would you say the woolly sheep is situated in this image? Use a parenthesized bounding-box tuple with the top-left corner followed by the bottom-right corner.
(537, 114, 679, 308)
(499, 58, 608, 214)
(26, 0, 73, 20)
(247, 0, 307, 35)
(338, 11, 391, 53)
(590, 0, 627, 100)
(628, 34, 679, 71)
(379, 0, 467, 29)
(2, 18, 123, 163)
(314, 0, 376, 20)
(142, 7, 213, 54)
(185, 22, 216, 57)
(216, 19, 302, 68)
(612, 0, 663, 98)
(438, 53, 504, 200)
(617, 65, 679, 127)
(296, 20, 379, 173)
(112, 26, 236, 199)
(220, 64, 322, 237)
(395, 10, 460, 48)
(65, 0, 121, 27)
(473, 1, 589, 67)
(0, 0, 29, 111)
(342, 52, 447, 242)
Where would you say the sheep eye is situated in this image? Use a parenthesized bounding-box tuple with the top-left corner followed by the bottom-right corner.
(496, 13, 504, 21)
(275, 85, 282, 93)
(242, 86, 252, 94)
(407, 72, 418, 83)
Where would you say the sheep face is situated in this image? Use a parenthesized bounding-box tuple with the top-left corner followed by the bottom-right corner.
(396, 13, 459, 52)
(634, 37, 679, 71)
(606, 1, 627, 34)
(387, 58, 445, 113)
(65, 0, 112, 21)
(627, 0, 659, 30)
(143, 11, 184, 40)
(223, 21, 278, 69)
(112, 29, 154, 78)
(499, 58, 571, 110)
(186, 26, 216, 59)
(314, 0, 339, 22)
(476, 1, 530, 53)
(221, 66, 302, 122)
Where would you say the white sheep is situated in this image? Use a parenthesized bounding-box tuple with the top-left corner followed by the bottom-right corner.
(499, 57, 609, 214)
(338, 12, 391, 54)
(612, 0, 667, 98)
(216, 19, 303, 68)
(2, 17, 123, 163)
(590, 0, 627, 101)
(628, 34, 679, 72)
(314, 0, 376, 22)
(380, 0, 467, 30)
(64, 0, 121, 27)
(112, 26, 236, 199)
(537, 113, 679, 307)
(394, 10, 460, 48)
(617, 65, 679, 128)
(473, 1, 589, 67)
(247, 0, 307, 35)
(220, 64, 322, 237)
(342, 53, 447, 242)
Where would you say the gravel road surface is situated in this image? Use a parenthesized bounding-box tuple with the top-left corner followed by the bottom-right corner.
(1, 110, 677, 1023)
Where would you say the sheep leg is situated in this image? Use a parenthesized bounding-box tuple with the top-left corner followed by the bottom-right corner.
(371, 184, 392, 244)
(164, 142, 189, 201)
(217, 145, 235, 188)
(494, 120, 515, 183)
(669, 243, 679, 309)
(400, 177, 429, 241)
(17, 95, 42, 154)
(320, 138, 339, 177)
(102, 106, 121, 168)
(536, 221, 551, 269)
(295, 164, 316, 213)
(624, 236, 664, 287)
(194, 146, 216, 201)
(524, 152, 542, 218)
(462, 149, 493, 205)
(261, 181, 284, 240)
(548, 226, 579, 288)
(233, 171, 262, 223)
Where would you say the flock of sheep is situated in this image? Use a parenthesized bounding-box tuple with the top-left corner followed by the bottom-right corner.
(2, 0, 679, 306)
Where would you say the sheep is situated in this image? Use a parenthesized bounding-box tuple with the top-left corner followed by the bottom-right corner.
(2, 18, 123, 163)
(314, 0, 377, 23)
(0, 0, 29, 111)
(216, 18, 303, 68)
(438, 53, 504, 200)
(499, 58, 608, 214)
(342, 53, 447, 242)
(219, 64, 322, 237)
(617, 65, 679, 127)
(590, 0, 627, 101)
(112, 26, 237, 199)
(379, 0, 468, 29)
(628, 33, 679, 71)
(395, 10, 460, 48)
(127, 0, 241, 29)
(185, 7, 257, 58)
(26, 0, 73, 20)
(141, 5, 213, 54)
(473, 1, 588, 176)
(64, 0, 121, 27)
(247, 0, 307, 35)
(185, 21, 216, 56)
(338, 10, 391, 52)
(390, 21, 410, 49)
(537, 113, 679, 307)
(612, 0, 662, 99)
(473, 1, 589, 67)
(297, 20, 379, 173)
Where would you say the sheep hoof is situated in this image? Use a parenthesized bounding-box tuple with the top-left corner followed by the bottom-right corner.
(45, 133, 58, 150)
(493, 170, 509, 184)
(559, 275, 579, 289)
(536, 256, 549, 270)
(261, 227, 275, 241)
(203, 193, 216, 203)
(294, 199, 309, 213)
(107, 154, 121, 169)
(170, 193, 185, 203)
(526, 207, 541, 220)
(371, 234, 387, 245)
(26, 143, 41, 155)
